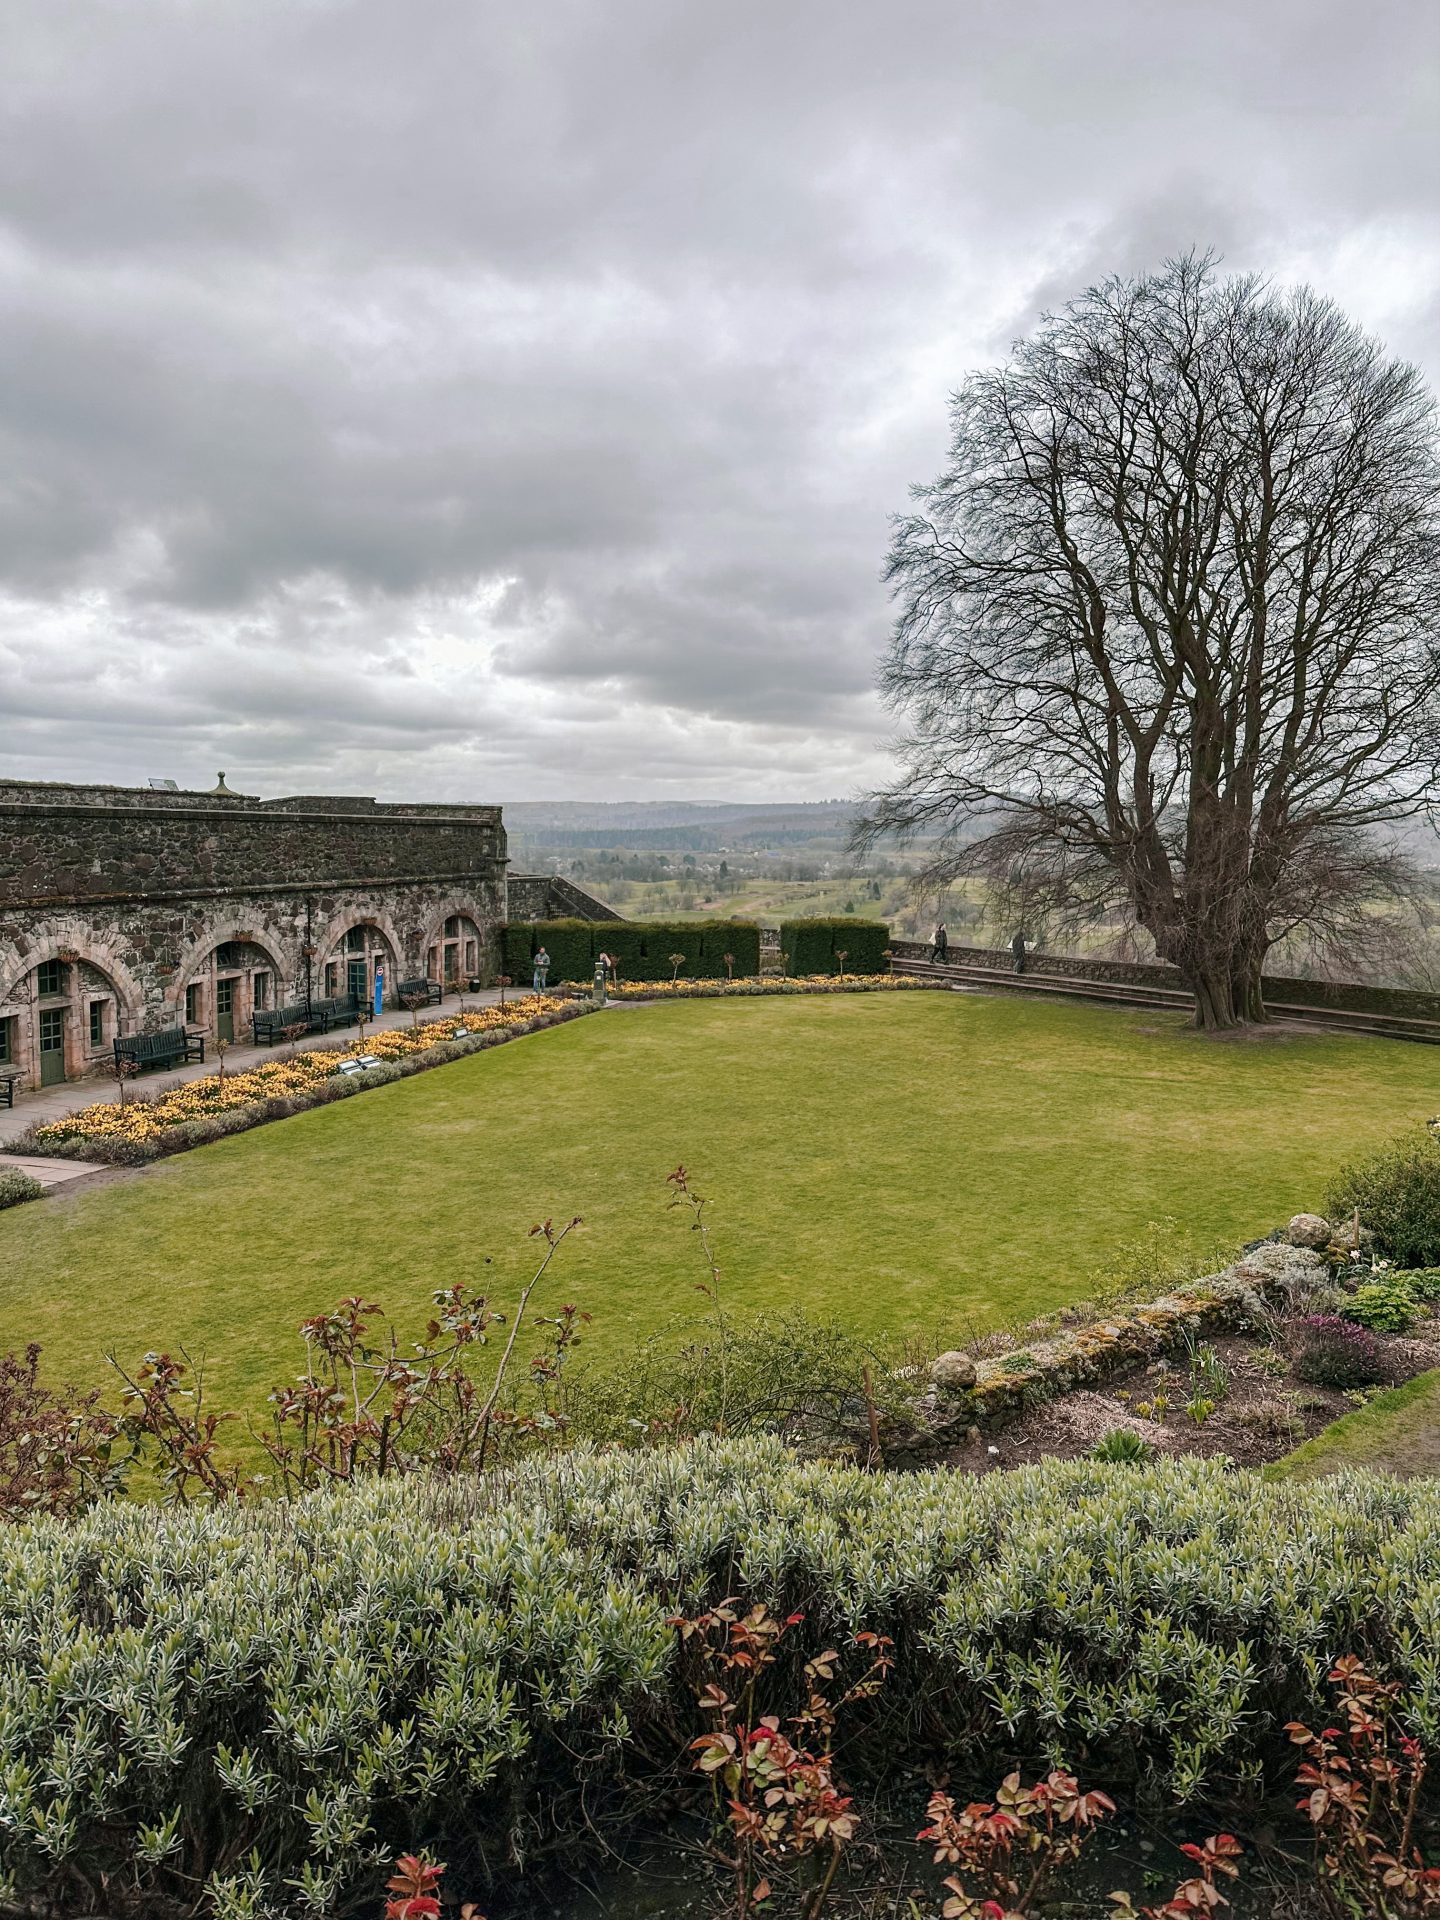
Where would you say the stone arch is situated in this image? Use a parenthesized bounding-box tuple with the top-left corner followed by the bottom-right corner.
(310, 905, 406, 1008)
(0, 918, 145, 1089)
(0, 916, 145, 1022)
(162, 919, 292, 1020)
(419, 898, 489, 986)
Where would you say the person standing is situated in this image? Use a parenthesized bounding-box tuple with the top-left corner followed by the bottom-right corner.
(933, 920, 949, 964)
(1011, 931, 1027, 974)
(533, 946, 551, 992)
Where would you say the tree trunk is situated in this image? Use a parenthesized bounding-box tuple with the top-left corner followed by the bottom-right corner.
(1232, 954, 1268, 1025)
(1189, 966, 1242, 1032)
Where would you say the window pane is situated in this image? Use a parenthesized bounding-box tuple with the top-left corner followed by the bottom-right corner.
(0, 1017, 11, 1063)
(254, 972, 270, 1009)
(89, 1002, 105, 1048)
(37, 960, 65, 996)
(186, 984, 202, 1024)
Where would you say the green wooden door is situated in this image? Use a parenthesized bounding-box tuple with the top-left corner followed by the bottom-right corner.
(216, 977, 235, 1043)
(39, 1009, 65, 1086)
(347, 958, 367, 1005)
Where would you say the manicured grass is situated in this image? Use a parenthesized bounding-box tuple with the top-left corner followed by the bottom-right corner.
(6, 992, 1440, 1415)
(1275, 1369, 1440, 1480)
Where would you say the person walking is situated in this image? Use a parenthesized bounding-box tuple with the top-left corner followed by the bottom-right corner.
(533, 946, 551, 993)
(1011, 931, 1027, 974)
(933, 920, 949, 965)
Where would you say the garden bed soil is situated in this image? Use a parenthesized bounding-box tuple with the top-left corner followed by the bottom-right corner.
(938, 1318, 1440, 1473)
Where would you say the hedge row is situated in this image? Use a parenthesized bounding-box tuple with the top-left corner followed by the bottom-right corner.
(502, 916, 762, 982)
(6, 1439, 1440, 1916)
(779, 916, 890, 975)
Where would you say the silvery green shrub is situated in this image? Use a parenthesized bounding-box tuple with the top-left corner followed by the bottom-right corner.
(5, 1440, 1440, 1916)
(0, 1169, 43, 1211)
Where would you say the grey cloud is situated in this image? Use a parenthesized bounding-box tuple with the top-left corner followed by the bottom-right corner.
(1, 0, 1437, 797)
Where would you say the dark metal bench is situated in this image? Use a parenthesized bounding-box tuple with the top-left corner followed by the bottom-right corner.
(253, 996, 359, 1043)
(396, 976, 443, 1007)
(308, 994, 360, 1033)
(253, 1003, 311, 1045)
(0, 1070, 18, 1109)
(115, 1028, 205, 1073)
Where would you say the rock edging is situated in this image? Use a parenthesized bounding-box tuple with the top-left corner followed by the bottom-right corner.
(890, 1240, 1326, 1457)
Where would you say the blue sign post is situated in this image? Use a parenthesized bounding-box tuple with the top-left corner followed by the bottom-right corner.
(373, 966, 384, 1017)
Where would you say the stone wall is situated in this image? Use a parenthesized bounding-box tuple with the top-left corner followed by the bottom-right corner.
(889, 938, 1440, 1022)
(0, 780, 510, 1091)
(504, 872, 624, 923)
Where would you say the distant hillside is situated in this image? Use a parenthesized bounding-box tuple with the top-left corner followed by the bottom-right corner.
(504, 800, 861, 853)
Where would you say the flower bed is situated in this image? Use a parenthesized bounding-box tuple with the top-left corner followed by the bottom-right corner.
(10, 997, 589, 1165)
(602, 972, 935, 999)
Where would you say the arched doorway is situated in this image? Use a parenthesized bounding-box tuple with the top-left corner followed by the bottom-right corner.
(321, 923, 398, 1012)
(0, 953, 131, 1088)
(425, 913, 484, 990)
(177, 939, 284, 1045)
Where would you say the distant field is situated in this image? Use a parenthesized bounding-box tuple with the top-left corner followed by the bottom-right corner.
(5, 992, 1438, 1415)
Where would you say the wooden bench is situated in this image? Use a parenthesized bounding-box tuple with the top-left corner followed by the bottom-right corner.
(0, 1069, 18, 1110)
(114, 1028, 206, 1073)
(396, 977, 443, 1007)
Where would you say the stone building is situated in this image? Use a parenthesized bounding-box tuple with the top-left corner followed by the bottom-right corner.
(0, 776, 546, 1091)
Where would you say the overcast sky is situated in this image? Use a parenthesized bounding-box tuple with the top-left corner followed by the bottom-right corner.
(2, 0, 1437, 803)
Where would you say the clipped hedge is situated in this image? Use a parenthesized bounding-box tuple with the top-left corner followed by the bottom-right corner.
(780, 916, 890, 975)
(7, 1440, 1440, 1916)
(503, 917, 762, 983)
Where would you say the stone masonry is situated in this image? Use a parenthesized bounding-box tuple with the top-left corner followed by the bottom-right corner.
(0, 777, 531, 1091)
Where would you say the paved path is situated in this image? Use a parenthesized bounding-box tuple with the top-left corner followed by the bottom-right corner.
(1, 986, 525, 1136)
(0, 1151, 110, 1187)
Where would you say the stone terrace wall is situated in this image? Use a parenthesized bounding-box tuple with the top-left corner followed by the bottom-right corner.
(504, 873, 623, 922)
(0, 781, 503, 906)
(0, 781, 509, 1087)
(889, 938, 1440, 1022)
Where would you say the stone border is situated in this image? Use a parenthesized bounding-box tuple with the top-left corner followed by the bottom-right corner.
(892, 1239, 1326, 1457)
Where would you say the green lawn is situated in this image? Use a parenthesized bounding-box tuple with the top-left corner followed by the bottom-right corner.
(6, 992, 1439, 1414)
(1275, 1370, 1440, 1480)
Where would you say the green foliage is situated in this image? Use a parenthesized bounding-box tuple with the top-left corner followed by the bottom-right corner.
(8, 1440, 1440, 1914)
(568, 1308, 907, 1444)
(1326, 1126, 1440, 1267)
(1089, 1428, 1154, 1462)
(779, 917, 890, 975)
(0, 1169, 44, 1210)
(1343, 1278, 1423, 1334)
(502, 915, 593, 984)
(502, 917, 762, 983)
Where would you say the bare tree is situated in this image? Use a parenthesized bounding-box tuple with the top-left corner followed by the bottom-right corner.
(856, 254, 1440, 1029)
